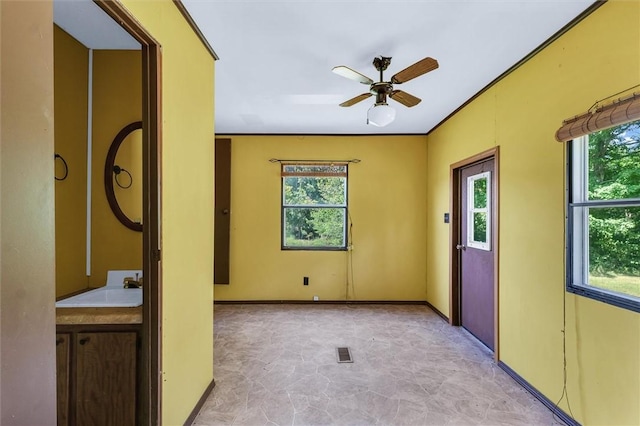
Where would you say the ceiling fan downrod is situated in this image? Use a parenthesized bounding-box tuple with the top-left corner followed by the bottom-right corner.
(373, 56, 392, 82)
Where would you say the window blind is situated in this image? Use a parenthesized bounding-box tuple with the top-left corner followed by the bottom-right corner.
(556, 92, 640, 142)
(281, 163, 348, 177)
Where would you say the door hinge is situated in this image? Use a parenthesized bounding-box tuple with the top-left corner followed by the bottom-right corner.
(152, 249, 161, 262)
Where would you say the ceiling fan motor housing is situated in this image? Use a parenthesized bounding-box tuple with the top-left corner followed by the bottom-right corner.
(370, 82, 393, 103)
(373, 56, 392, 72)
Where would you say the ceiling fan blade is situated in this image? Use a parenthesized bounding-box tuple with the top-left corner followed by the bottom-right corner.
(339, 93, 373, 107)
(390, 90, 422, 107)
(391, 57, 439, 84)
(332, 66, 374, 85)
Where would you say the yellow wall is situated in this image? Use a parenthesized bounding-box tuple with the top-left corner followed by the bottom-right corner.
(426, 89, 498, 312)
(119, 1, 216, 424)
(53, 33, 143, 294)
(90, 50, 142, 287)
(54, 25, 89, 297)
(426, 2, 640, 424)
(216, 135, 428, 301)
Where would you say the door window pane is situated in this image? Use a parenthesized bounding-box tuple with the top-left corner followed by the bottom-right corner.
(467, 171, 491, 250)
(473, 212, 488, 243)
(474, 177, 487, 209)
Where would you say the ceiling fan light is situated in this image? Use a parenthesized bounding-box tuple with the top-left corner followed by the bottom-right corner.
(367, 103, 396, 127)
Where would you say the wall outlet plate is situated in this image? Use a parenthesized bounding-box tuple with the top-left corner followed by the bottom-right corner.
(313, 296, 319, 301)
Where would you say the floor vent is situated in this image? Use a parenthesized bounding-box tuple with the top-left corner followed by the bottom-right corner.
(336, 347, 353, 363)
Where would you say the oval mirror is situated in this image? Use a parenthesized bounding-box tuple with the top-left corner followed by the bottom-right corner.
(104, 121, 143, 232)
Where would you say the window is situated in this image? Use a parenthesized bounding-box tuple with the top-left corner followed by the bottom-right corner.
(281, 163, 347, 250)
(467, 171, 491, 250)
(567, 120, 640, 312)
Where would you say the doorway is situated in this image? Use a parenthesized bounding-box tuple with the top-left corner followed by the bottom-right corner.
(450, 148, 499, 358)
(95, 2, 163, 422)
(54, 1, 163, 423)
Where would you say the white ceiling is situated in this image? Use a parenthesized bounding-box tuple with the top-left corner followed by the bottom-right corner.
(53, 0, 597, 135)
(53, 0, 139, 50)
(182, 0, 596, 135)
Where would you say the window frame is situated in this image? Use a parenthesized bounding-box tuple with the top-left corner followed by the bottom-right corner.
(280, 163, 348, 251)
(467, 171, 491, 251)
(566, 137, 640, 313)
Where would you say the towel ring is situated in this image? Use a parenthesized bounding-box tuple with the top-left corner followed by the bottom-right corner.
(55, 153, 69, 181)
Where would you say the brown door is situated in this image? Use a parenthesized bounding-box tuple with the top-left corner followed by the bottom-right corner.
(214, 138, 231, 284)
(458, 158, 495, 350)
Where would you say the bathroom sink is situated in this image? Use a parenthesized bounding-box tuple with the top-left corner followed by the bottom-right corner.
(56, 287, 142, 308)
(56, 270, 143, 308)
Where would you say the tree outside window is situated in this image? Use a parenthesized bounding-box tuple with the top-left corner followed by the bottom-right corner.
(281, 164, 347, 250)
(569, 120, 640, 312)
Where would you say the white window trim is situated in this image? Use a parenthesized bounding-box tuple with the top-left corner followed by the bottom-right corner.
(467, 171, 491, 251)
(571, 137, 589, 287)
(280, 165, 348, 251)
(567, 136, 640, 312)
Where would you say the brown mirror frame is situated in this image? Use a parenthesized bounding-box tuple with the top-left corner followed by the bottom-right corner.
(104, 121, 143, 232)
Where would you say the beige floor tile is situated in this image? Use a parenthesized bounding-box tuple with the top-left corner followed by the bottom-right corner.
(195, 304, 565, 426)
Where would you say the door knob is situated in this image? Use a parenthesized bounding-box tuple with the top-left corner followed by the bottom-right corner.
(456, 244, 466, 250)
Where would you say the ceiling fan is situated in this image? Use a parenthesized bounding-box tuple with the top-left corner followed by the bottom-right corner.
(332, 56, 439, 127)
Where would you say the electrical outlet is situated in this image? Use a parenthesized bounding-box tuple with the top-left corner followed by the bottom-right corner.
(303, 276, 309, 286)
(313, 295, 319, 301)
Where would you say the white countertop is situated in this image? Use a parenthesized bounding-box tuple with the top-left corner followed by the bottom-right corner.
(56, 270, 143, 308)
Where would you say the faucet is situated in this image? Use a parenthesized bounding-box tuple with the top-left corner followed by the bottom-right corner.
(123, 273, 141, 289)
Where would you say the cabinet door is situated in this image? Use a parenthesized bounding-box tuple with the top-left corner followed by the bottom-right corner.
(56, 333, 70, 426)
(76, 332, 137, 426)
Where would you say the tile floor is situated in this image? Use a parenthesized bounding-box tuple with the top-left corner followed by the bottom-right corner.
(194, 304, 564, 425)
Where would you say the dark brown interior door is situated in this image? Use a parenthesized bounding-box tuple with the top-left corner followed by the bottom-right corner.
(214, 138, 231, 284)
(459, 158, 495, 350)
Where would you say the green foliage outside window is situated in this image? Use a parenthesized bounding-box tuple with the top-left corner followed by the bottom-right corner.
(283, 173, 346, 249)
(473, 178, 487, 209)
(587, 121, 640, 297)
(472, 177, 488, 243)
(473, 213, 487, 243)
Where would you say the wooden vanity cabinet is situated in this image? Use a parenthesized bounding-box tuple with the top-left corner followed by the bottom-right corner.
(56, 333, 71, 426)
(56, 325, 140, 426)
